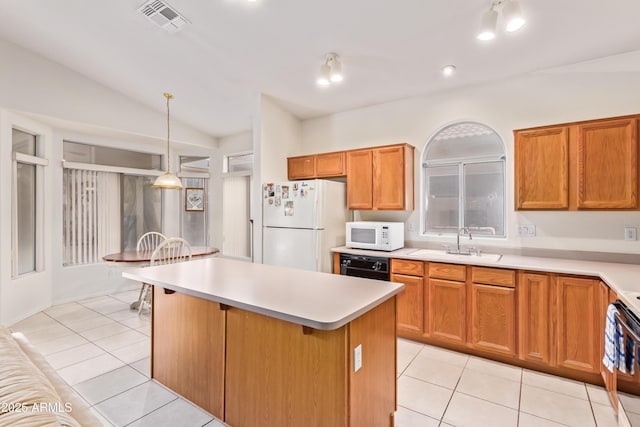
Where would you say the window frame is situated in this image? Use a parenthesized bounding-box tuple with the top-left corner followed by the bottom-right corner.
(421, 121, 506, 238)
(11, 131, 48, 277)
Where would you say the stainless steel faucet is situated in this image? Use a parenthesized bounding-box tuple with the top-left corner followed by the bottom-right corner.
(456, 227, 472, 254)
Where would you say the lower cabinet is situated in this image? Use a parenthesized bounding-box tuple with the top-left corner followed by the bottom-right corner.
(428, 263, 466, 344)
(378, 254, 619, 387)
(518, 272, 552, 365)
(556, 275, 602, 373)
(391, 260, 426, 334)
(470, 267, 516, 357)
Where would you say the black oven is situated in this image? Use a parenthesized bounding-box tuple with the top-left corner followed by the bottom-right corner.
(339, 253, 390, 281)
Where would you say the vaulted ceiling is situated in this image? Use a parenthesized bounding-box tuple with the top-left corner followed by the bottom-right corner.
(1, 0, 639, 137)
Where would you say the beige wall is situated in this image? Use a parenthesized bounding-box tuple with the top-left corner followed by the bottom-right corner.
(300, 70, 640, 255)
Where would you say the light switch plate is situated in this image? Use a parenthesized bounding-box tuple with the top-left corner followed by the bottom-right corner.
(354, 344, 362, 372)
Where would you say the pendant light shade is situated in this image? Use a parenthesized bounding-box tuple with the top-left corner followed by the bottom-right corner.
(153, 92, 183, 190)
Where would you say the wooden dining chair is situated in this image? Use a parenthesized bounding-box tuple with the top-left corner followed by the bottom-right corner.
(139, 237, 192, 315)
(131, 232, 167, 311)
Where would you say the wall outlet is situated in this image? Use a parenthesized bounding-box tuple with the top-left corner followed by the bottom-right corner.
(407, 223, 416, 232)
(354, 344, 362, 372)
(517, 225, 536, 237)
(625, 227, 637, 241)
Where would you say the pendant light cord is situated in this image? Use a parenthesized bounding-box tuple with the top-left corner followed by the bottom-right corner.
(164, 92, 173, 172)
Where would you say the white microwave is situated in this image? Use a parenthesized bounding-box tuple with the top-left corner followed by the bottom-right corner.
(346, 222, 404, 251)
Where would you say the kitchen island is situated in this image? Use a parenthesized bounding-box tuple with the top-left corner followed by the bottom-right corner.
(123, 257, 403, 427)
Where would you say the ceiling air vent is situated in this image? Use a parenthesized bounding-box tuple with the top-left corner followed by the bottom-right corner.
(138, 0, 189, 33)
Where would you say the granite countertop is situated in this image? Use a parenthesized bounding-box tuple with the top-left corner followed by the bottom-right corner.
(123, 257, 404, 331)
(332, 246, 640, 315)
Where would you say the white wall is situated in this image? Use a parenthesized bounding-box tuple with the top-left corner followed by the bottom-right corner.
(252, 95, 302, 263)
(214, 131, 253, 253)
(0, 38, 217, 324)
(301, 71, 640, 254)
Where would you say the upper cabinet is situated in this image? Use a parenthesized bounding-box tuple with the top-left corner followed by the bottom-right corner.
(577, 118, 637, 209)
(515, 126, 569, 209)
(347, 144, 414, 210)
(346, 149, 373, 209)
(514, 115, 639, 210)
(288, 143, 415, 211)
(287, 152, 346, 180)
(287, 155, 315, 180)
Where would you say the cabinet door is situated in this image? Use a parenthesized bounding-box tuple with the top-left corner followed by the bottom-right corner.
(373, 145, 410, 210)
(556, 276, 601, 373)
(577, 118, 638, 209)
(470, 283, 516, 356)
(152, 288, 226, 418)
(347, 150, 373, 209)
(391, 273, 424, 334)
(518, 272, 551, 364)
(288, 156, 315, 180)
(515, 126, 569, 209)
(428, 278, 466, 344)
(316, 152, 346, 177)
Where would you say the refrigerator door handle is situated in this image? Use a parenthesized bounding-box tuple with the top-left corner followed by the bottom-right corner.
(315, 230, 321, 270)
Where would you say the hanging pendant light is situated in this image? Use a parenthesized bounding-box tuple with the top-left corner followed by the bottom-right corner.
(153, 92, 183, 189)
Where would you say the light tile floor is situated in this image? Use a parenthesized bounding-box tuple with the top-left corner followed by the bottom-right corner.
(8, 292, 640, 426)
(395, 338, 634, 427)
(9, 290, 225, 427)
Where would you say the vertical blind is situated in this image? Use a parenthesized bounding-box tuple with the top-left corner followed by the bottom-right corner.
(63, 170, 121, 265)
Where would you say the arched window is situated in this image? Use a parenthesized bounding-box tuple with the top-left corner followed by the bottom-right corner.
(422, 121, 505, 237)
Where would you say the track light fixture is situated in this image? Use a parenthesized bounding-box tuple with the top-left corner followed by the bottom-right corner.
(317, 53, 343, 87)
(477, 0, 525, 41)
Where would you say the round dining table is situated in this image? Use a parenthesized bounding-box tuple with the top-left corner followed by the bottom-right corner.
(103, 246, 219, 263)
(103, 246, 219, 309)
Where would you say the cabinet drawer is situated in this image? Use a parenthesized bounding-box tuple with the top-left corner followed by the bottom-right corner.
(472, 267, 515, 288)
(391, 259, 424, 276)
(428, 263, 466, 282)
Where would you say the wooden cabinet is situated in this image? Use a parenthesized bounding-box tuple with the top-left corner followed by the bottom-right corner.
(287, 152, 346, 180)
(514, 115, 639, 210)
(347, 144, 414, 210)
(428, 263, 466, 344)
(518, 272, 552, 365)
(515, 126, 569, 209)
(470, 267, 516, 356)
(287, 155, 316, 180)
(391, 259, 426, 334)
(152, 287, 226, 418)
(577, 118, 638, 209)
(346, 149, 374, 209)
(316, 152, 346, 177)
(556, 275, 602, 373)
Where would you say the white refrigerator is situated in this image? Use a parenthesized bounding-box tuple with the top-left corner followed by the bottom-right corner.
(262, 179, 348, 273)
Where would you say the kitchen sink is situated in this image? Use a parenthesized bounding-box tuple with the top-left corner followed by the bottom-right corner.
(407, 249, 502, 263)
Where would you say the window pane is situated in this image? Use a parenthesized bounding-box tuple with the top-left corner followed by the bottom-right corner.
(122, 176, 162, 251)
(464, 162, 504, 236)
(17, 163, 36, 274)
(424, 165, 459, 234)
(182, 177, 208, 246)
(180, 156, 210, 172)
(12, 129, 36, 155)
(227, 153, 253, 172)
(63, 141, 161, 170)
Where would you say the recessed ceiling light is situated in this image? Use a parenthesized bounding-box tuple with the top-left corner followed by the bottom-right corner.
(442, 65, 456, 77)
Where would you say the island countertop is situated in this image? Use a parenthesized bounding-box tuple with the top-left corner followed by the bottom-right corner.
(123, 256, 404, 331)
